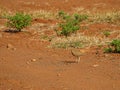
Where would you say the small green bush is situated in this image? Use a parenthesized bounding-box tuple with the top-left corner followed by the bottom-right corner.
(57, 12, 88, 37)
(59, 20, 80, 37)
(74, 13, 88, 22)
(7, 13, 32, 32)
(104, 39, 120, 53)
(104, 48, 113, 53)
(58, 11, 71, 20)
(58, 11, 66, 18)
(103, 31, 110, 37)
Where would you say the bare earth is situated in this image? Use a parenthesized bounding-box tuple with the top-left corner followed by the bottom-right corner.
(0, 0, 120, 90)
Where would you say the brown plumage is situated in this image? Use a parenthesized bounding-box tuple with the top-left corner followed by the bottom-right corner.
(71, 48, 89, 63)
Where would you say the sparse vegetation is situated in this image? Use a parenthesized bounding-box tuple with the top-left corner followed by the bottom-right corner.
(104, 39, 120, 53)
(0, 1, 120, 90)
(52, 41, 83, 48)
(40, 35, 55, 42)
(103, 31, 111, 37)
(90, 11, 120, 24)
(56, 11, 88, 37)
(51, 33, 110, 48)
(58, 10, 66, 19)
(6, 13, 32, 32)
(29, 10, 56, 19)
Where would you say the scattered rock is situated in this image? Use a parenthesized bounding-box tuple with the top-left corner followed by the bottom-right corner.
(93, 64, 99, 67)
(104, 54, 109, 57)
(26, 61, 30, 65)
(7, 44, 16, 50)
(7, 44, 14, 49)
(63, 87, 68, 90)
(31, 59, 37, 62)
(11, 47, 16, 51)
(57, 73, 61, 77)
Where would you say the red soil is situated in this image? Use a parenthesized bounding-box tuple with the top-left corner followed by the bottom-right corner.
(0, 0, 120, 12)
(0, 0, 120, 90)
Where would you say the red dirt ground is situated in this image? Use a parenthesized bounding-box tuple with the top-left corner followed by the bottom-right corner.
(0, 0, 120, 90)
(0, 0, 120, 12)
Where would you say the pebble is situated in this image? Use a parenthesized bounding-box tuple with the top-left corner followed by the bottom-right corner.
(7, 43, 16, 50)
(104, 54, 109, 57)
(93, 64, 99, 67)
(26, 61, 30, 64)
(63, 87, 68, 90)
(57, 73, 61, 77)
(31, 59, 37, 62)
(7, 44, 13, 49)
(11, 47, 16, 51)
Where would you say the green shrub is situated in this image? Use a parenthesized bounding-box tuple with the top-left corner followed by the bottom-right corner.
(58, 11, 71, 20)
(103, 31, 110, 37)
(58, 11, 66, 18)
(59, 20, 80, 37)
(104, 48, 113, 53)
(74, 13, 88, 22)
(104, 39, 120, 53)
(7, 13, 32, 32)
(57, 12, 88, 37)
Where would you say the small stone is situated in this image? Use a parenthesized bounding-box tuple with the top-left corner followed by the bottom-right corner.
(63, 87, 68, 90)
(26, 61, 30, 64)
(31, 59, 37, 62)
(7, 44, 14, 49)
(13, 48, 16, 51)
(57, 73, 61, 77)
(7, 44, 16, 51)
(104, 54, 109, 57)
(93, 64, 99, 67)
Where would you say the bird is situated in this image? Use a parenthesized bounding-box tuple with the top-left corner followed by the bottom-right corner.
(71, 48, 89, 63)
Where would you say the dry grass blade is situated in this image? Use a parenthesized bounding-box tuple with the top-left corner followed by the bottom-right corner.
(51, 33, 111, 48)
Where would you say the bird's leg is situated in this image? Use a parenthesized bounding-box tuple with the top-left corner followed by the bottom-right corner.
(78, 57, 80, 63)
(76, 57, 80, 63)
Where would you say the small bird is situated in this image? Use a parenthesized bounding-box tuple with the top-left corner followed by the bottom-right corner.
(71, 48, 89, 63)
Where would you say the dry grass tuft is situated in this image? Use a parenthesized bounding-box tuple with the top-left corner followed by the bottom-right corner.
(51, 33, 111, 48)
(27, 10, 57, 19)
(89, 11, 120, 24)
